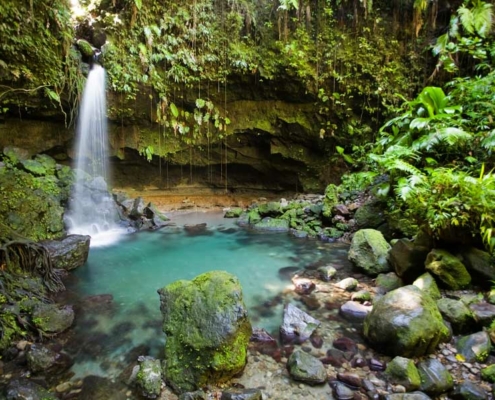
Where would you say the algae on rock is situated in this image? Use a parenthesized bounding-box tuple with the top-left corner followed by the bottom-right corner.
(158, 271, 252, 393)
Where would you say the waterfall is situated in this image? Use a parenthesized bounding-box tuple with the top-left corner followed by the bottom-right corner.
(66, 64, 123, 246)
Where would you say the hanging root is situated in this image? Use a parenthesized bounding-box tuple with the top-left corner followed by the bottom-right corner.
(0, 240, 65, 293)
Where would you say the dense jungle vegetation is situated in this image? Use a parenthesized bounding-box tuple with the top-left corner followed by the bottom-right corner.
(0, 0, 494, 251)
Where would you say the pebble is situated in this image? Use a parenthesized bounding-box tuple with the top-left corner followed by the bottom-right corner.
(56, 382, 72, 393)
(392, 385, 406, 393)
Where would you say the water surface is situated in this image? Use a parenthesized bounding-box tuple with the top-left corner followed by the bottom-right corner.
(65, 211, 349, 379)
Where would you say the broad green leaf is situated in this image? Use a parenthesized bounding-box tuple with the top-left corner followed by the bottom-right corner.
(170, 102, 179, 118)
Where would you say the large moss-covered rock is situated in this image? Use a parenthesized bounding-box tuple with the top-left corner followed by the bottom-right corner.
(158, 271, 252, 393)
(253, 217, 289, 232)
(458, 246, 495, 284)
(41, 234, 90, 270)
(32, 303, 74, 333)
(348, 229, 391, 275)
(363, 285, 449, 357)
(425, 249, 471, 289)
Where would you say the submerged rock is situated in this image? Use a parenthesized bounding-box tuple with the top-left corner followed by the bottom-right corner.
(287, 349, 327, 385)
(220, 388, 262, 400)
(253, 217, 289, 232)
(348, 229, 391, 275)
(280, 303, 320, 344)
(363, 285, 449, 357)
(158, 271, 252, 393)
(32, 303, 74, 334)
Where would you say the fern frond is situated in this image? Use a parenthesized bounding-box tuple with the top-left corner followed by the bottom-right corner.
(413, 127, 471, 151)
(388, 159, 424, 176)
(459, 6, 475, 34)
(473, 2, 493, 37)
(482, 129, 495, 149)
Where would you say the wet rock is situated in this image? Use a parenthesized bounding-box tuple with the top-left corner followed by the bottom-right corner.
(300, 295, 321, 310)
(330, 381, 355, 400)
(158, 271, 252, 393)
(458, 246, 495, 283)
(436, 298, 475, 334)
(290, 229, 309, 238)
(179, 390, 208, 400)
(351, 290, 372, 302)
(220, 388, 262, 400)
(292, 277, 315, 295)
(385, 356, 421, 391)
(6, 378, 57, 400)
(335, 277, 358, 291)
(41, 234, 90, 270)
(375, 272, 404, 293)
(456, 331, 491, 363)
(280, 303, 321, 345)
(384, 392, 432, 400)
(318, 265, 337, 281)
(364, 285, 449, 357)
(143, 202, 170, 228)
(287, 349, 327, 385)
(469, 302, 495, 326)
(451, 381, 488, 400)
(337, 372, 361, 388)
(26, 344, 73, 374)
(369, 358, 386, 371)
(348, 229, 391, 275)
(417, 359, 454, 395)
(412, 272, 441, 300)
(310, 334, 323, 348)
(354, 200, 386, 229)
(339, 301, 371, 321)
(224, 208, 244, 218)
(253, 217, 289, 232)
(321, 348, 346, 367)
(32, 303, 74, 334)
(333, 337, 357, 354)
(183, 223, 210, 236)
(78, 375, 129, 400)
(236, 212, 250, 227)
(389, 239, 429, 282)
(135, 356, 163, 398)
(425, 249, 471, 289)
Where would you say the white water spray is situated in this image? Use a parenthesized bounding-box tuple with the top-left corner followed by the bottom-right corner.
(66, 65, 124, 246)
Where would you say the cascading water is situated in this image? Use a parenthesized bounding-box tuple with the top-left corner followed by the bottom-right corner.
(66, 64, 124, 246)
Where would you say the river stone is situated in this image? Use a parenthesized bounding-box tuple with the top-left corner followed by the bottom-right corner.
(469, 302, 495, 326)
(385, 356, 421, 391)
(456, 331, 491, 362)
(253, 217, 289, 232)
(32, 303, 74, 333)
(6, 378, 58, 400)
(348, 229, 391, 275)
(425, 249, 471, 289)
(287, 349, 327, 385)
(375, 272, 404, 293)
(330, 381, 355, 400)
(458, 246, 495, 283)
(417, 359, 453, 395)
(135, 356, 162, 398)
(220, 388, 262, 400)
(280, 303, 320, 344)
(384, 392, 432, 400)
(436, 298, 475, 334)
(26, 344, 72, 374)
(339, 301, 372, 321)
(363, 285, 449, 357)
(389, 239, 429, 282)
(452, 381, 488, 400)
(158, 271, 252, 393)
(41, 234, 90, 270)
(335, 277, 358, 291)
(318, 265, 337, 281)
(224, 208, 243, 218)
(412, 272, 441, 300)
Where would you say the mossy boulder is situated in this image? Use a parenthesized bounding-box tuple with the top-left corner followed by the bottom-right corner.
(354, 200, 386, 229)
(385, 356, 421, 391)
(257, 201, 281, 216)
(363, 285, 449, 357)
(481, 364, 495, 383)
(224, 208, 244, 218)
(158, 271, 252, 393)
(417, 359, 453, 395)
(348, 229, 391, 275)
(286, 349, 327, 385)
(412, 272, 441, 301)
(247, 209, 261, 225)
(253, 217, 289, 232)
(322, 184, 340, 219)
(425, 249, 471, 290)
(458, 246, 495, 284)
(375, 272, 404, 293)
(436, 298, 475, 334)
(456, 331, 491, 363)
(135, 356, 163, 398)
(41, 234, 90, 271)
(32, 303, 74, 334)
(76, 39, 95, 58)
(389, 239, 429, 282)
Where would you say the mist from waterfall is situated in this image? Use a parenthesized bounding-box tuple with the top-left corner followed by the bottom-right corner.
(66, 64, 124, 246)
